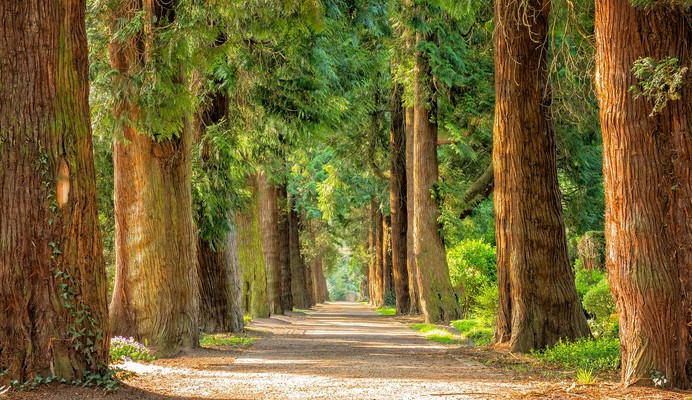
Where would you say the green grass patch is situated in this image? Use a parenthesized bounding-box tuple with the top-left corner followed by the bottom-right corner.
(532, 336, 620, 371)
(451, 318, 494, 345)
(410, 323, 463, 344)
(243, 315, 252, 324)
(291, 308, 309, 314)
(376, 307, 396, 316)
(200, 333, 255, 348)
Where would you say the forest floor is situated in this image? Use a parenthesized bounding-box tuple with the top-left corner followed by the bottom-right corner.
(6, 302, 691, 399)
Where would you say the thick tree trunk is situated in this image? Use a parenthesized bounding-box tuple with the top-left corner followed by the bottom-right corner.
(197, 231, 244, 333)
(108, 0, 199, 356)
(413, 32, 461, 324)
(390, 84, 411, 314)
(492, 0, 590, 352)
(237, 176, 270, 318)
(594, 3, 691, 388)
(0, 0, 109, 381)
(289, 206, 310, 309)
(258, 172, 283, 315)
(405, 107, 421, 315)
(277, 184, 293, 311)
(367, 203, 377, 303)
(301, 215, 316, 307)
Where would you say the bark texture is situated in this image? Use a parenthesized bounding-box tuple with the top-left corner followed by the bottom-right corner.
(594, 3, 691, 388)
(492, 0, 590, 352)
(108, 0, 199, 356)
(197, 231, 244, 333)
(289, 207, 311, 309)
(413, 32, 461, 323)
(405, 107, 421, 315)
(237, 176, 270, 318)
(277, 184, 293, 311)
(390, 84, 411, 314)
(0, 0, 109, 381)
(258, 171, 283, 315)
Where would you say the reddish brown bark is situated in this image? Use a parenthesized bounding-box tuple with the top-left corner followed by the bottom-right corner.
(373, 209, 385, 307)
(289, 205, 310, 309)
(595, 3, 691, 388)
(0, 0, 109, 381)
(108, 0, 199, 356)
(277, 184, 293, 311)
(390, 83, 411, 314)
(405, 107, 421, 315)
(413, 32, 461, 323)
(492, 0, 589, 352)
(258, 171, 283, 315)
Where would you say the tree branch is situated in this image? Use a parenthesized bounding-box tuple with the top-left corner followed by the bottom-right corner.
(459, 162, 494, 219)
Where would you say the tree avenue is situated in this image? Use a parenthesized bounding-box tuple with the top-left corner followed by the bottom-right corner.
(1, 0, 691, 392)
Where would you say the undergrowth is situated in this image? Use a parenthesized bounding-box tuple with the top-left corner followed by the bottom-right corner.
(451, 319, 493, 345)
(200, 333, 254, 348)
(376, 307, 396, 316)
(532, 336, 620, 371)
(410, 323, 463, 344)
(110, 336, 155, 362)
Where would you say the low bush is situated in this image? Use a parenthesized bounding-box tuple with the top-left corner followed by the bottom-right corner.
(582, 276, 617, 337)
(533, 336, 620, 371)
(447, 239, 497, 317)
(451, 318, 493, 345)
(574, 262, 605, 301)
(110, 336, 155, 362)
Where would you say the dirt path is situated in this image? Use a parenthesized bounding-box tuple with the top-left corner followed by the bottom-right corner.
(8, 302, 689, 399)
(116, 301, 528, 399)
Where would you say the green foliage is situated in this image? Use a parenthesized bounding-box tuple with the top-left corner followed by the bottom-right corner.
(576, 231, 605, 271)
(574, 262, 605, 301)
(575, 367, 595, 385)
(199, 333, 254, 348)
(451, 318, 493, 345)
(410, 324, 462, 344)
(8, 369, 124, 393)
(447, 239, 496, 317)
(376, 307, 396, 316)
(629, 56, 688, 116)
(533, 337, 620, 371)
(109, 336, 155, 363)
(582, 276, 617, 337)
(472, 283, 499, 328)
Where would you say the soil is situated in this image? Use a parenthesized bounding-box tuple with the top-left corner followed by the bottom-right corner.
(5, 302, 691, 399)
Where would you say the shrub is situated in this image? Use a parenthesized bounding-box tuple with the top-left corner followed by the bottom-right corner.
(472, 283, 498, 327)
(574, 262, 605, 301)
(110, 336, 155, 362)
(447, 239, 497, 317)
(583, 276, 617, 337)
(534, 336, 620, 371)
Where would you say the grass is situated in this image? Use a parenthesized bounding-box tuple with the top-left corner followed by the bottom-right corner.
(243, 315, 252, 324)
(291, 308, 309, 314)
(410, 323, 463, 344)
(532, 336, 620, 371)
(451, 318, 494, 345)
(199, 332, 255, 348)
(575, 367, 595, 384)
(376, 307, 396, 316)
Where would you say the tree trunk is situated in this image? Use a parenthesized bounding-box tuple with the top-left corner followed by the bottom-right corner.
(382, 215, 394, 306)
(237, 176, 270, 318)
(277, 184, 293, 311)
(108, 0, 199, 356)
(374, 209, 385, 307)
(405, 107, 421, 315)
(301, 215, 316, 307)
(197, 230, 244, 333)
(390, 83, 411, 314)
(289, 205, 310, 309)
(492, 0, 590, 352)
(594, 3, 691, 388)
(413, 32, 461, 324)
(367, 203, 377, 303)
(258, 171, 283, 315)
(0, 0, 109, 381)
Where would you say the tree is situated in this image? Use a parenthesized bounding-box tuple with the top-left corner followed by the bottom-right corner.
(412, 29, 462, 323)
(492, 0, 590, 351)
(594, 1, 691, 388)
(258, 171, 284, 315)
(289, 206, 312, 309)
(108, 0, 199, 355)
(0, 0, 109, 381)
(390, 83, 411, 314)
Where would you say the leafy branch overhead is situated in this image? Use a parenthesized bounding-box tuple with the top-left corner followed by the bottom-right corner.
(629, 56, 688, 117)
